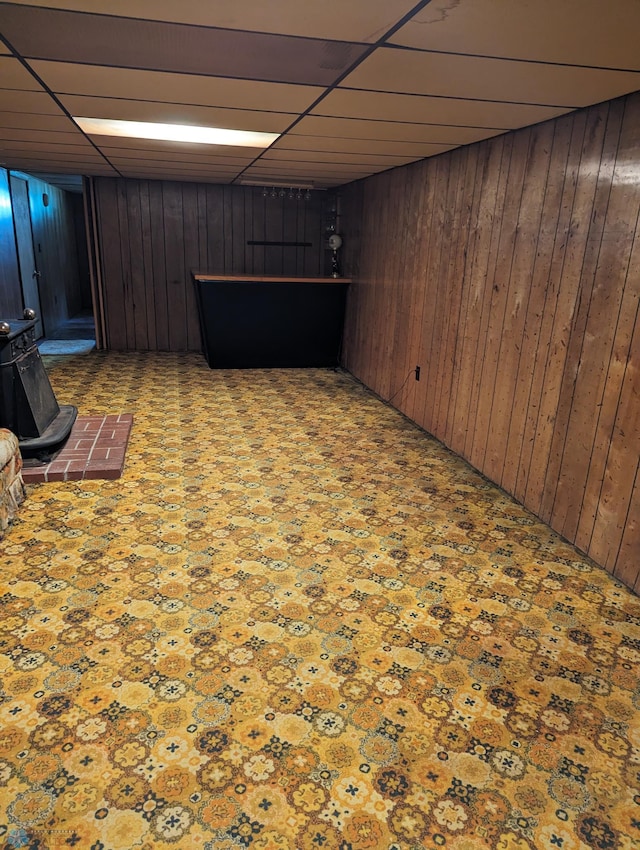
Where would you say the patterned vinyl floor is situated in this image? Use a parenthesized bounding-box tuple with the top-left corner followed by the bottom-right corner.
(1, 352, 638, 850)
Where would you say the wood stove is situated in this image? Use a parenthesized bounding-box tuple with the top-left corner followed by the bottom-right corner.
(0, 312, 77, 459)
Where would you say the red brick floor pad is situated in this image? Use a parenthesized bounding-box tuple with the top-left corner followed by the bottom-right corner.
(22, 414, 133, 483)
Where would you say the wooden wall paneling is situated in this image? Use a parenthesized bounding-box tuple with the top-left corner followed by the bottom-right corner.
(96, 179, 128, 350)
(252, 191, 266, 275)
(339, 91, 640, 590)
(341, 181, 365, 376)
(230, 186, 246, 274)
(467, 132, 517, 470)
(438, 146, 478, 442)
(294, 193, 305, 277)
(448, 142, 495, 455)
(574, 111, 640, 554)
(408, 158, 438, 425)
(400, 161, 429, 423)
(542, 100, 624, 530)
(349, 181, 380, 387)
(380, 168, 406, 402)
(94, 176, 329, 352)
(355, 179, 380, 390)
(162, 182, 188, 351)
(430, 148, 462, 436)
(351, 181, 374, 387)
(264, 194, 282, 276)
(301, 192, 316, 278)
(27, 176, 82, 335)
(339, 184, 354, 363)
(495, 122, 554, 494)
(461, 136, 512, 463)
(622, 468, 640, 593)
(0, 168, 23, 319)
(222, 185, 234, 272)
(583, 198, 640, 567)
(115, 179, 135, 348)
(124, 180, 148, 350)
(148, 180, 170, 351)
(446, 146, 479, 435)
(394, 163, 424, 419)
(415, 156, 448, 433)
(533, 104, 613, 519)
(477, 128, 533, 484)
(374, 172, 398, 398)
(83, 179, 99, 345)
(589, 294, 640, 576)
(394, 166, 419, 409)
(196, 184, 209, 273)
(294, 194, 305, 276)
(511, 113, 575, 503)
(137, 181, 157, 351)
(181, 182, 202, 351)
(354, 180, 376, 387)
(205, 184, 225, 274)
(420, 154, 457, 435)
(243, 187, 255, 275)
(362, 179, 386, 392)
(521, 110, 590, 510)
(282, 193, 298, 277)
(444, 145, 490, 454)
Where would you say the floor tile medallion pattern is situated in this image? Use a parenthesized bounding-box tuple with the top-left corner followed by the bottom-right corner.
(1, 353, 638, 850)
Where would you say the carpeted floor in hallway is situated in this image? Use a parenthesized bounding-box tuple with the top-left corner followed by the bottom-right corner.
(1, 352, 638, 850)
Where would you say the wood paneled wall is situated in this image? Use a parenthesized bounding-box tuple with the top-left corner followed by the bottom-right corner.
(92, 179, 329, 352)
(340, 91, 640, 591)
(0, 168, 23, 319)
(26, 175, 83, 335)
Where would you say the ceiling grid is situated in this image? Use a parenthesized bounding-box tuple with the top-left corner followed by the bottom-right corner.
(0, 0, 639, 187)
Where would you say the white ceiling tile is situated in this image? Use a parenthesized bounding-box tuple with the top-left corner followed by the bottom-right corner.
(293, 114, 502, 145)
(6, 0, 418, 42)
(0, 112, 82, 131)
(317, 88, 571, 129)
(0, 89, 63, 114)
(0, 56, 44, 90)
(341, 47, 640, 107)
(272, 134, 455, 157)
(391, 0, 640, 71)
(261, 148, 420, 166)
(30, 61, 324, 113)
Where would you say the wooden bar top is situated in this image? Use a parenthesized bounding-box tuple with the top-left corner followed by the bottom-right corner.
(193, 273, 351, 284)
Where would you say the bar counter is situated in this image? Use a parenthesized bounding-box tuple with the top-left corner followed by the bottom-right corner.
(192, 274, 351, 369)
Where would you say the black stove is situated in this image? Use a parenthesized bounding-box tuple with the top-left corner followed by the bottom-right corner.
(0, 314, 77, 459)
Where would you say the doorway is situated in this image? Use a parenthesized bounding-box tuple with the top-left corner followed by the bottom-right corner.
(10, 171, 98, 352)
(10, 175, 43, 338)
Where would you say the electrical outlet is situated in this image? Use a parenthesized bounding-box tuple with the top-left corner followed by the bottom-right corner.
(415, 366, 421, 381)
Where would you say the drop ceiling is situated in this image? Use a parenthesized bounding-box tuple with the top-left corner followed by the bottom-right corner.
(0, 0, 639, 189)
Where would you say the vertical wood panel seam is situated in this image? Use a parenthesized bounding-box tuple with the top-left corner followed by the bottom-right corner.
(587, 269, 640, 558)
(500, 125, 556, 487)
(521, 112, 588, 507)
(467, 136, 513, 462)
(479, 130, 533, 471)
(548, 103, 622, 524)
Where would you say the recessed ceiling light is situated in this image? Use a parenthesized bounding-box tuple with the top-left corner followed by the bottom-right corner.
(74, 117, 279, 148)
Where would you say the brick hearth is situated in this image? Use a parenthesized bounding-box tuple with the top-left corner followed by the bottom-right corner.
(22, 414, 133, 483)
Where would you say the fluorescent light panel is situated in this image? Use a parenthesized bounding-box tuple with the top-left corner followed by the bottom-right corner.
(239, 179, 315, 189)
(74, 117, 279, 148)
